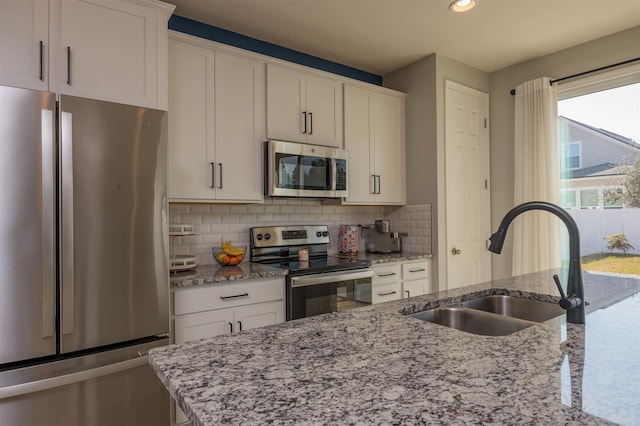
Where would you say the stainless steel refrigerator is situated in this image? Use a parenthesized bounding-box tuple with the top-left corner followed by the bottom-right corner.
(0, 85, 170, 425)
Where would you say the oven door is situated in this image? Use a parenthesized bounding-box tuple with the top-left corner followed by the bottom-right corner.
(288, 269, 373, 320)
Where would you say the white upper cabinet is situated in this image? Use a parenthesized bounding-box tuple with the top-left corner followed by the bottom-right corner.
(213, 51, 264, 201)
(0, 0, 49, 91)
(344, 84, 406, 205)
(0, 0, 174, 109)
(167, 35, 264, 203)
(267, 63, 343, 148)
(50, 0, 174, 109)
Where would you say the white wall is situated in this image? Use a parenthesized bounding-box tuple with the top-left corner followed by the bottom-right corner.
(488, 25, 640, 279)
(170, 200, 432, 266)
(384, 53, 489, 290)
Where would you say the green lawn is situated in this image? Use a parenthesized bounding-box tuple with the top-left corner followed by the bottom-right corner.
(581, 254, 640, 275)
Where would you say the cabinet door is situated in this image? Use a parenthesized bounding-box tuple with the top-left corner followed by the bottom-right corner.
(402, 280, 424, 299)
(50, 0, 160, 107)
(167, 39, 215, 201)
(344, 84, 375, 203)
(372, 93, 405, 204)
(234, 300, 284, 332)
(214, 51, 264, 201)
(174, 308, 234, 344)
(0, 0, 48, 90)
(305, 74, 343, 147)
(267, 63, 306, 143)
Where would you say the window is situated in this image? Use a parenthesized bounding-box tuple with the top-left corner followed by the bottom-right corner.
(579, 189, 599, 209)
(560, 189, 577, 209)
(603, 187, 624, 209)
(561, 142, 581, 170)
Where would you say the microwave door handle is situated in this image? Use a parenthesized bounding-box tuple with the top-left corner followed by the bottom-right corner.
(291, 269, 374, 288)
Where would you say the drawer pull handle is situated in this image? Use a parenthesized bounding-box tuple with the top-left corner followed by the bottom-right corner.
(408, 268, 426, 273)
(405, 290, 410, 298)
(378, 290, 397, 296)
(378, 272, 396, 277)
(228, 322, 233, 333)
(237, 320, 243, 331)
(220, 293, 249, 301)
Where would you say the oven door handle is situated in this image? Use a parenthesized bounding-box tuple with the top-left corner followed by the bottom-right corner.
(290, 269, 374, 288)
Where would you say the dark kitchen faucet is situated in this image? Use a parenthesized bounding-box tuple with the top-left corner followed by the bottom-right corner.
(487, 201, 585, 324)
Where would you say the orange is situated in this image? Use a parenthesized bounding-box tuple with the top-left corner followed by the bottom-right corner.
(229, 256, 239, 265)
(222, 255, 230, 265)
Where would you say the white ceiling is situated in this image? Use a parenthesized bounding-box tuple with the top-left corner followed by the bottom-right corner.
(164, 0, 640, 76)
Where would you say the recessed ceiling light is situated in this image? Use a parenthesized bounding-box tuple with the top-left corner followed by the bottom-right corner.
(449, 0, 476, 12)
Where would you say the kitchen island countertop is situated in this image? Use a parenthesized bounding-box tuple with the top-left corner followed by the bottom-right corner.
(152, 268, 640, 425)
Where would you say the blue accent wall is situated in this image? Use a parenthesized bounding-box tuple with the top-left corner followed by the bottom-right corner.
(169, 16, 383, 86)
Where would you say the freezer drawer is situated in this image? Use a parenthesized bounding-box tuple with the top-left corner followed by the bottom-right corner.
(0, 339, 169, 426)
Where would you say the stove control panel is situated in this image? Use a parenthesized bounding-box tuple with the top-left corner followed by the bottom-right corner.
(250, 225, 330, 248)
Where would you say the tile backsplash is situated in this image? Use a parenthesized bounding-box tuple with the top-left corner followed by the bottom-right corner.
(169, 199, 431, 266)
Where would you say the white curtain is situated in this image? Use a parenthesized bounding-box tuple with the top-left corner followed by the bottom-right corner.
(513, 77, 561, 275)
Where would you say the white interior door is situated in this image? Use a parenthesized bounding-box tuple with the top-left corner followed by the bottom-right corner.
(445, 80, 491, 289)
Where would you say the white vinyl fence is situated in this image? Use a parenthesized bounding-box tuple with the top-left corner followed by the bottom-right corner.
(569, 209, 640, 256)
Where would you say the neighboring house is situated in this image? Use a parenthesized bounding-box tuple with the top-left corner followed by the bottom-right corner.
(558, 116, 640, 209)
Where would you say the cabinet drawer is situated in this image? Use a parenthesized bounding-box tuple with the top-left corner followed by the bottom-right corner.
(372, 282, 402, 304)
(402, 261, 429, 280)
(173, 278, 284, 316)
(372, 264, 401, 285)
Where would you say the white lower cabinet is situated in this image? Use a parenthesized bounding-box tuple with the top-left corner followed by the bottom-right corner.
(401, 260, 431, 299)
(371, 259, 432, 304)
(371, 264, 401, 304)
(172, 277, 285, 425)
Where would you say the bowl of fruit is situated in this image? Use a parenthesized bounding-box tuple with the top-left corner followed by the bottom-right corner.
(212, 241, 246, 266)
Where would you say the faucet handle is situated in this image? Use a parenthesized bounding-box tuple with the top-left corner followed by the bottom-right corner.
(553, 274, 582, 310)
(553, 274, 567, 299)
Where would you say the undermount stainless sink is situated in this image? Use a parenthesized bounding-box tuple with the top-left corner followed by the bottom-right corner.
(460, 295, 565, 323)
(408, 294, 564, 336)
(409, 306, 534, 336)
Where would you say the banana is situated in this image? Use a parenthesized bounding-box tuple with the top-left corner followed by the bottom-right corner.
(221, 241, 245, 256)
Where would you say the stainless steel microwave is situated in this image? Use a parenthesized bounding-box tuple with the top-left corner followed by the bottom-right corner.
(265, 140, 348, 198)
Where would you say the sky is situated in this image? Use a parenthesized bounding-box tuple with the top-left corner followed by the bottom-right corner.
(558, 82, 640, 142)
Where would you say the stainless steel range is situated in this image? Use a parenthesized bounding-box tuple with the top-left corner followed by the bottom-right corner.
(250, 225, 373, 320)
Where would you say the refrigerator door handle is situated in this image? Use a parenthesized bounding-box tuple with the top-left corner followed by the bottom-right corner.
(61, 111, 74, 336)
(0, 354, 148, 401)
(41, 108, 56, 338)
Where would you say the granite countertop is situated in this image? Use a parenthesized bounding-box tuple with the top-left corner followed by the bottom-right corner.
(151, 269, 640, 425)
(357, 251, 433, 264)
(170, 252, 433, 289)
(170, 262, 288, 288)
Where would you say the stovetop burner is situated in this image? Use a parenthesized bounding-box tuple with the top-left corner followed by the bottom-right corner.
(265, 255, 370, 276)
